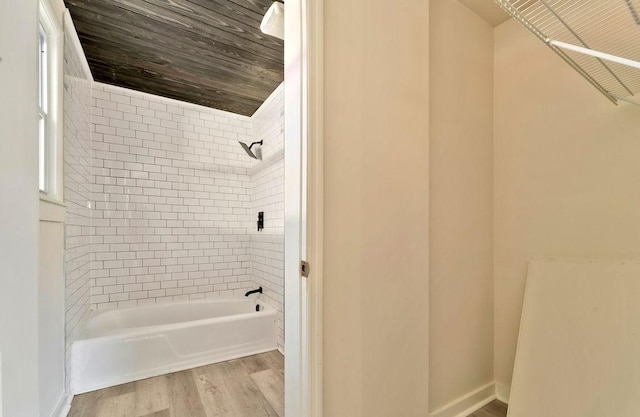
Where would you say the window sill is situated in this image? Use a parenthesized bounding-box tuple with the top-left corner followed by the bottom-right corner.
(39, 194, 65, 207)
(39, 195, 66, 223)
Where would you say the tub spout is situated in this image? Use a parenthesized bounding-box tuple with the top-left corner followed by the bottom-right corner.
(245, 287, 263, 297)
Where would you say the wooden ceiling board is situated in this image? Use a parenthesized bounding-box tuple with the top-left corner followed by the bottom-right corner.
(228, 0, 274, 15)
(74, 26, 277, 94)
(66, 2, 284, 74)
(65, 0, 284, 116)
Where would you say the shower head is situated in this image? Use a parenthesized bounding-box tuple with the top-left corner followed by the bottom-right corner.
(239, 140, 263, 159)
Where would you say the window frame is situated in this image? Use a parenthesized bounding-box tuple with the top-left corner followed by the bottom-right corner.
(38, 0, 63, 203)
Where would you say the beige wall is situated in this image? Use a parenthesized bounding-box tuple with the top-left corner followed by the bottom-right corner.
(494, 19, 640, 394)
(323, 0, 430, 415)
(429, 0, 494, 412)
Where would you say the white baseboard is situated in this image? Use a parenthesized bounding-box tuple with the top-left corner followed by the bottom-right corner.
(495, 382, 510, 404)
(430, 382, 497, 417)
(51, 392, 72, 417)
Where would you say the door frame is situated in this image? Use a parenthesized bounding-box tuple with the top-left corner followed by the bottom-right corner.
(283, 0, 323, 416)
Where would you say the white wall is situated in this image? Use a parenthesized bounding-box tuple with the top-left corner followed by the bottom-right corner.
(35, 3, 70, 415)
(494, 19, 640, 396)
(38, 218, 66, 416)
(429, 0, 495, 412)
(323, 0, 430, 415)
(249, 83, 285, 352)
(91, 83, 255, 308)
(0, 0, 41, 415)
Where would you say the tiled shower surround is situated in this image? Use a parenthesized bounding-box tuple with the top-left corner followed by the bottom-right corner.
(250, 84, 285, 350)
(63, 23, 93, 387)
(90, 83, 254, 308)
(88, 82, 285, 350)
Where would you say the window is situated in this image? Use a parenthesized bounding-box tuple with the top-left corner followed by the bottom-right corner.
(38, 0, 62, 201)
(38, 24, 48, 193)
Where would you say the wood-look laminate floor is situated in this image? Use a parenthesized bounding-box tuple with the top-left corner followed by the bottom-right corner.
(69, 351, 505, 417)
(472, 400, 508, 417)
(68, 350, 284, 417)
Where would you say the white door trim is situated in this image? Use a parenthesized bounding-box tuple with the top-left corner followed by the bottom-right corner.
(284, 0, 323, 416)
(306, 0, 323, 415)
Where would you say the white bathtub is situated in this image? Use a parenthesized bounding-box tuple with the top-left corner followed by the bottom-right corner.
(71, 298, 277, 394)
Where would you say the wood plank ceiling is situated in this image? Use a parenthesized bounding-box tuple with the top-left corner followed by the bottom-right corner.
(64, 0, 284, 116)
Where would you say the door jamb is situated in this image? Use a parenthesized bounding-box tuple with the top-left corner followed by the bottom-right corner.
(283, 0, 323, 416)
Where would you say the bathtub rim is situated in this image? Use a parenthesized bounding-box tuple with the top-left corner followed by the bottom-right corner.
(76, 297, 276, 343)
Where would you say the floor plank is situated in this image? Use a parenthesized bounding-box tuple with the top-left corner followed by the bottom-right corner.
(217, 359, 279, 417)
(134, 375, 169, 416)
(261, 350, 284, 370)
(193, 362, 238, 417)
(471, 400, 508, 417)
(97, 392, 136, 417)
(69, 382, 136, 417)
(166, 370, 208, 417)
(68, 351, 284, 417)
(250, 368, 284, 417)
(139, 410, 170, 417)
(239, 353, 271, 374)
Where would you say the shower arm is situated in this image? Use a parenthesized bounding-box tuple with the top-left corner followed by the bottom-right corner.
(248, 140, 263, 150)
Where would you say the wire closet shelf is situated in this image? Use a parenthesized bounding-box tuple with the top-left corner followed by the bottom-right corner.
(494, 0, 640, 105)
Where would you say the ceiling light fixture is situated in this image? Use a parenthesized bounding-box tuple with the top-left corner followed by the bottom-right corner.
(261, 2, 284, 40)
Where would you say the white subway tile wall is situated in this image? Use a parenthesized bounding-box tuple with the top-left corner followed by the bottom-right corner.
(63, 28, 93, 388)
(90, 83, 258, 309)
(250, 83, 285, 351)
